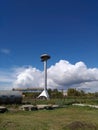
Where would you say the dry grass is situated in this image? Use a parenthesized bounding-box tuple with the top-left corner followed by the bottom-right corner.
(0, 106, 98, 130)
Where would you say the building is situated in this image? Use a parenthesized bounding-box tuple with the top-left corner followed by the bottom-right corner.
(0, 90, 22, 104)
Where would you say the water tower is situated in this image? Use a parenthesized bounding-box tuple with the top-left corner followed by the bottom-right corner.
(38, 54, 51, 99)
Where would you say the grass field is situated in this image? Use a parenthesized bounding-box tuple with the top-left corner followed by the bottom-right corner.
(0, 105, 98, 130)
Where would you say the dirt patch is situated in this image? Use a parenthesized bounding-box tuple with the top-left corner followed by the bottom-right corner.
(63, 121, 97, 130)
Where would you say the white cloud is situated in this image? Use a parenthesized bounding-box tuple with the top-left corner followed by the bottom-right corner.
(13, 60, 98, 92)
(0, 48, 10, 54)
(13, 66, 43, 89)
(0, 60, 98, 92)
(47, 60, 98, 90)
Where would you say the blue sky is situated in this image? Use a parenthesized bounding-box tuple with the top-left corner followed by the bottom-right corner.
(0, 0, 98, 91)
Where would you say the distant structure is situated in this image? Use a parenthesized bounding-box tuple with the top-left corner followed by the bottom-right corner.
(0, 90, 22, 104)
(38, 54, 51, 99)
(12, 88, 43, 93)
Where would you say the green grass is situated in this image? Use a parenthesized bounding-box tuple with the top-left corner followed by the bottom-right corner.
(0, 106, 98, 130)
(23, 97, 98, 106)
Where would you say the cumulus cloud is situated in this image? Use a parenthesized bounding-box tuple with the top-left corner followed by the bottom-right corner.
(0, 60, 98, 92)
(13, 66, 43, 89)
(13, 60, 98, 92)
(0, 48, 10, 54)
(48, 60, 98, 87)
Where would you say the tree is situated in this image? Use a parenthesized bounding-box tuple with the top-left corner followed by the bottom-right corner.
(67, 88, 85, 97)
(48, 89, 64, 98)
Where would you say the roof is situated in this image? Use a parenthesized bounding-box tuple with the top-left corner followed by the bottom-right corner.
(0, 90, 22, 96)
